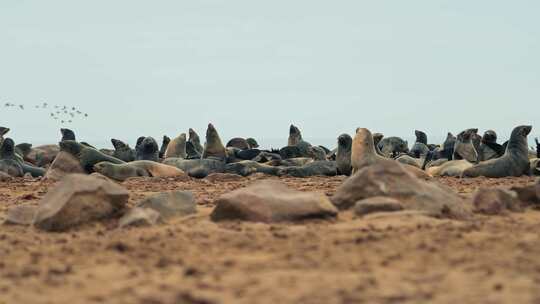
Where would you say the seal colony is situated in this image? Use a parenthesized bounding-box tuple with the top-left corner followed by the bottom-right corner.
(0, 123, 538, 180)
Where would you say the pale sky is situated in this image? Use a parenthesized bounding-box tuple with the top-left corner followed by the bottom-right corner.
(1, 1, 538, 149)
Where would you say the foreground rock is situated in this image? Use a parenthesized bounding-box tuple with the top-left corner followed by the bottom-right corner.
(331, 162, 472, 219)
(4, 205, 38, 225)
(211, 180, 338, 222)
(472, 188, 522, 215)
(118, 207, 161, 228)
(511, 179, 540, 205)
(354, 197, 404, 216)
(33, 174, 129, 231)
(45, 151, 85, 181)
(137, 191, 196, 219)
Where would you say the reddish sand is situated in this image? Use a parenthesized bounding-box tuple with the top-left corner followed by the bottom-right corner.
(0, 175, 539, 304)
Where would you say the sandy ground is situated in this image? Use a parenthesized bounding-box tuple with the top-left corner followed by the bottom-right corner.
(0, 174, 539, 304)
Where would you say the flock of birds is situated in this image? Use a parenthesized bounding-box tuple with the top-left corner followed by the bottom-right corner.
(3, 102, 89, 124)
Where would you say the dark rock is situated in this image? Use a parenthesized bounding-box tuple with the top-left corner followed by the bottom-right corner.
(137, 191, 196, 219)
(118, 207, 161, 228)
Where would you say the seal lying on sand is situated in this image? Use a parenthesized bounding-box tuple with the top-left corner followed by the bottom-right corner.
(202, 124, 227, 161)
(93, 160, 186, 181)
(463, 125, 532, 178)
(283, 160, 337, 177)
(453, 128, 479, 163)
(224, 160, 283, 177)
(135, 137, 159, 162)
(336, 134, 352, 176)
(163, 157, 225, 178)
(0, 138, 45, 177)
(164, 133, 187, 159)
(60, 140, 125, 173)
(426, 160, 473, 177)
(477, 130, 504, 161)
(111, 139, 135, 162)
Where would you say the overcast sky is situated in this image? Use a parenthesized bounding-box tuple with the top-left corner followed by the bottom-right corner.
(1, 1, 538, 149)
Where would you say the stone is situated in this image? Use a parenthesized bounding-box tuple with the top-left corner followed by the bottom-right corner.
(472, 188, 522, 215)
(331, 162, 472, 219)
(137, 191, 196, 219)
(0, 171, 11, 181)
(118, 207, 161, 228)
(33, 174, 129, 231)
(354, 197, 404, 216)
(4, 205, 38, 225)
(205, 173, 244, 183)
(45, 151, 85, 181)
(210, 180, 338, 222)
(511, 180, 540, 206)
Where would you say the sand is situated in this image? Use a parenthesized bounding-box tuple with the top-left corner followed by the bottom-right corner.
(0, 175, 539, 304)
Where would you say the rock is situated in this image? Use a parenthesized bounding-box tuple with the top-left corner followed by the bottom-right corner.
(33, 174, 129, 231)
(472, 188, 522, 215)
(511, 180, 540, 206)
(137, 191, 196, 219)
(4, 205, 38, 225)
(210, 180, 338, 222)
(354, 197, 404, 216)
(118, 207, 161, 228)
(205, 173, 244, 183)
(331, 162, 472, 219)
(45, 151, 85, 181)
(90, 172, 112, 181)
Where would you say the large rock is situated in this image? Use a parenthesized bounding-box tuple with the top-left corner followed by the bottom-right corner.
(210, 180, 338, 222)
(118, 207, 161, 228)
(331, 162, 472, 219)
(33, 174, 129, 231)
(136, 191, 196, 219)
(472, 188, 522, 215)
(511, 179, 540, 205)
(45, 151, 85, 181)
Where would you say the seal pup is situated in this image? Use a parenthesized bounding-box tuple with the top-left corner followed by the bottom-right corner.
(426, 160, 473, 177)
(188, 128, 204, 153)
(135, 137, 159, 162)
(164, 133, 187, 159)
(202, 123, 227, 161)
(111, 139, 136, 162)
(60, 140, 125, 173)
(159, 135, 170, 159)
(453, 128, 479, 163)
(478, 130, 504, 161)
(463, 125, 532, 178)
(336, 134, 352, 176)
(60, 128, 76, 141)
(288, 124, 303, 146)
(0, 138, 45, 177)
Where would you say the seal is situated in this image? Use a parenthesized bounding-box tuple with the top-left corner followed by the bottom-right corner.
(336, 133, 352, 176)
(93, 160, 186, 181)
(535, 138, 540, 158)
(410, 130, 429, 158)
(0, 127, 10, 145)
(60, 128, 76, 141)
(426, 160, 473, 177)
(377, 136, 408, 158)
(163, 157, 225, 178)
(477, 130, 504, 161)
(351, 128, 429, 179)
(226, 138, 250, 150)
(159, 135, 170, 159)
(60, 140, 125, 173)
(288, 124, 303, 146)
(529, 158, 539, 176)
(202, 123, 227, 161)
(283, 160, 337, 177)
(453, 128, 479, 163)
(463, 125, 533, 178)
(246, 138, 259, 149)
(185, 141, 202, 159)
(224, 160, 284, 177)
(135, 137, 159, 162)
(372, 132, 385, 156)
(24, 144, 60, 167)
(164, 133, 187, 159)
(188, 128, 204, 153)
(111, 139, 136, 162)
(0, 138, 45, 177)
